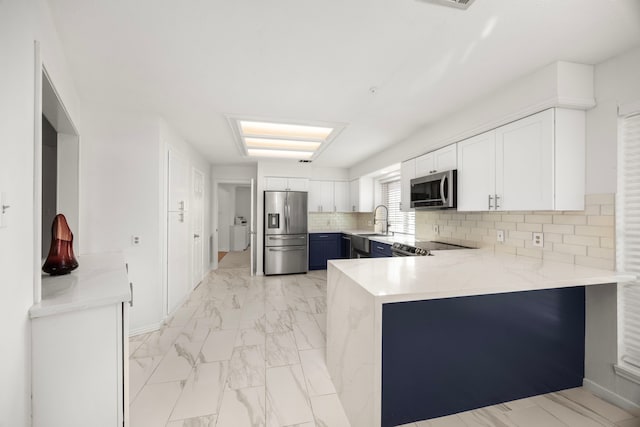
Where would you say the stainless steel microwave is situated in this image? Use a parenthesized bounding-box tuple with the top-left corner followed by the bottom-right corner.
(410, 170, 457, 210)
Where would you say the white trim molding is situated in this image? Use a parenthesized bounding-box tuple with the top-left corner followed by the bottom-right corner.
(614, 363, 640, 386)
(619, 100, 640, 117)
(583, 378, 640, 415)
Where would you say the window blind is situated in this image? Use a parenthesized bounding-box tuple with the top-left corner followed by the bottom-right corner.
(618, 111, 640, 371)
(381, 180, 415, 235)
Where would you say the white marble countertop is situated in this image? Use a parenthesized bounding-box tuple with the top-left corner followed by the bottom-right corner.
(30, 252, 131, 319)
(328, 249, 635, 304)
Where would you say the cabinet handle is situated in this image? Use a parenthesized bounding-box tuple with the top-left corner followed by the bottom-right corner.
(352, 205, 356, 212)
(129, 282, 133, 307)
(488, 194, 494, 210)
(319, 235, 328, 238)
(495, 194, 501, 209)
(334, 206, 336, 212)
(376, 246, 384, 250)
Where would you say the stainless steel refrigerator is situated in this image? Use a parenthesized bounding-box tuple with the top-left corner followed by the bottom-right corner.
(264, 191, 308, 275)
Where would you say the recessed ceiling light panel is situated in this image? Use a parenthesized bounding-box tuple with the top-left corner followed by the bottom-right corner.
(247, 148, 314, 159)
(240, 121, 333, 140)
(227, 116, 346, 161)
(417, 0, 475, 10)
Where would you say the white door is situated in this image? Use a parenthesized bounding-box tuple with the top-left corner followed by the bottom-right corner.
(287, 178, 309, 191)
(265, 177, 288, 191)
(457, 130, 496, 211)
(496, 109, 554, 211)
(167, 149, 190, 315)
(191, 168, 204, 288)
(250, 178, 256, 276)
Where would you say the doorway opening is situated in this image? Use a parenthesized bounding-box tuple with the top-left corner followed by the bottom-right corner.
(213, 179, 256, 274)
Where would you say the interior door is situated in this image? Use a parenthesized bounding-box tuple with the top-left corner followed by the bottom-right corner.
(191, 168, 204, 288)
(250, 178, 256, 276)
(167, 149, 189, 315)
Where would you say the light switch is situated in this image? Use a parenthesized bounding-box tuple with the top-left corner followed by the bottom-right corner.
(0, 192, 8, 228)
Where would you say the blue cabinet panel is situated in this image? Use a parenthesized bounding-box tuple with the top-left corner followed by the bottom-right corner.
(370, 241, 392, 258)
(381, 286, 585, 427)
(309, 233, 341, 270)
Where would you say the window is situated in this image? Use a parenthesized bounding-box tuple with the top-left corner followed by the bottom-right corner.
(616, 106, 640, 382)
(381, 180, 415, 235)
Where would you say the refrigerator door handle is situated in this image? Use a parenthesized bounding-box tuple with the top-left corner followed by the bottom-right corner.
(268, 247, 306, 252)
(284, 193, 290, 234)
(268, 236, 305, 240)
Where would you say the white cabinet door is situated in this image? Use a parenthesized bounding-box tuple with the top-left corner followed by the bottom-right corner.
(400, 159, 415, 212)
(265, 177, 288, 191)
(415, 152, 435, 177)
(349, 178, 374, 212)
(309, 180, 334, 212)
(434, 144, 457, 171)
(334, 181, 350, 212)
(287, 178, 309, 191)
(496, 109, 554, 211)
(308, 180, 324, 212)
(349, 179, 359, 212)
(457, 130, 496, 211)
(265, 177, 309, 191)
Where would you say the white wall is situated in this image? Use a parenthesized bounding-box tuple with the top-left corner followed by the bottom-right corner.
(0, 0, 81, 424)
(81, 108, 211, 334)
(584, 46, 640, 408)
(349, 61, 594, 179)
(80, 107, 164, 333)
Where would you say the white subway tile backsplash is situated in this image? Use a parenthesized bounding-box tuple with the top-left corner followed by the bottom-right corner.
(553, 215, 587, 225)
(575, 225, 614, 238)
(416, 194, 616, 269)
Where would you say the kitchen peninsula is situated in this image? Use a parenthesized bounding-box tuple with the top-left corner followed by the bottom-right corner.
(326, 250, 635, 427)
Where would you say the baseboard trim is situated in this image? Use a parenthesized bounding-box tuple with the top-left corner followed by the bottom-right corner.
(129, 321, 163, 337)
(583, 378, 640, 416)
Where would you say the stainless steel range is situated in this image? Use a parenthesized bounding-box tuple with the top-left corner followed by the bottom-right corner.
(391, 241, 471, 257)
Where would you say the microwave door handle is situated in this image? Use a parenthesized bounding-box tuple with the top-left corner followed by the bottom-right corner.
(440, 175, 448, 205)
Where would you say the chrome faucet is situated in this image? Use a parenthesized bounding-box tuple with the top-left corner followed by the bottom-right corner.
(373, 204, 390, 235)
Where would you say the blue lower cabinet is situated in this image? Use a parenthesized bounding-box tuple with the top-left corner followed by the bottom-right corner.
(309, 233, 341, 270)
(370, 241, 392, 258)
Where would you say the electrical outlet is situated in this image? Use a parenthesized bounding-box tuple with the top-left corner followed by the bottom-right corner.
(496, 229, 504, 243)
(433, 224, 439, 234)
(367, 220, 372, 226)
(532, 232, 544, 248)
(132, 235, 141, 246)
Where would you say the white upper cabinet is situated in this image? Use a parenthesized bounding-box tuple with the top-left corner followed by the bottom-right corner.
(457, 108, 585, 211)
(265, 177, 309, 191)
(309, 180, 351, 212)
(415, 144, 457, 177)
(334, 181, 351, 212)
(400, 159, 416, 212)
(349, 177, 374, 212)
(309, 180, 334, 212)
(457, 130, 496, 211)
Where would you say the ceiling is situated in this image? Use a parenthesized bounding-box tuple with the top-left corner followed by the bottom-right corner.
(46, 0, 640, 168)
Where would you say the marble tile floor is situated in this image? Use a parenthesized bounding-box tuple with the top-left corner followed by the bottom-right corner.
(129, 267, 640, 427)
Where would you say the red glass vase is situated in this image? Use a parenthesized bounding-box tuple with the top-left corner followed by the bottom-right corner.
(42, 214, 79, 275)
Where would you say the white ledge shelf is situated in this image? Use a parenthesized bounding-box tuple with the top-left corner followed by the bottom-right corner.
(30, 252, 131, 319)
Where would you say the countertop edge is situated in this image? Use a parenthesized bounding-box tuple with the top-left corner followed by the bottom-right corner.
(30, 252, 131, 319)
